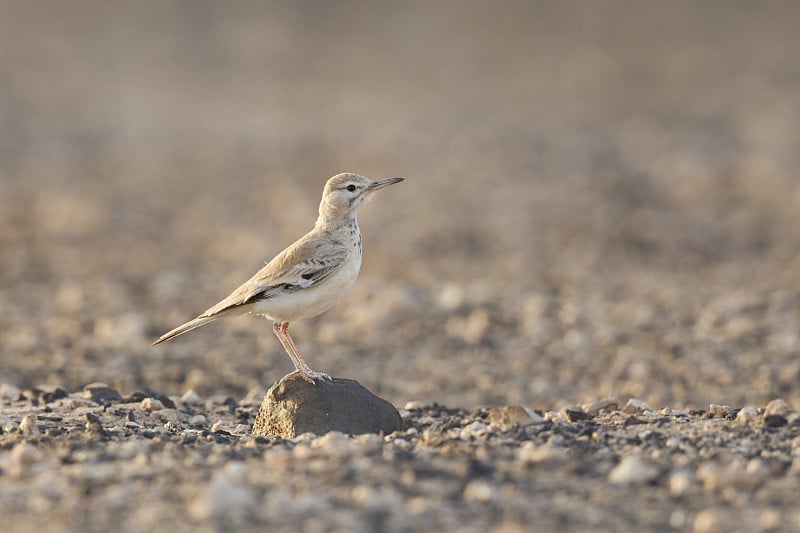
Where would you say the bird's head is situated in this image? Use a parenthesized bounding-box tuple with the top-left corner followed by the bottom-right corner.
(318, 173, 404, 222)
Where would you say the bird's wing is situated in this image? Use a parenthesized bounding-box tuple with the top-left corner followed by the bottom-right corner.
(199, 234, 350, 317)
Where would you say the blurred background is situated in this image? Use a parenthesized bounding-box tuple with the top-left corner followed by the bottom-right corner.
(1, 0, 799, 410)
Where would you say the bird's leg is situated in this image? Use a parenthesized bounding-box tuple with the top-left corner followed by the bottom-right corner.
(272, 322, 303, 371)
(274, 322, 332, 384)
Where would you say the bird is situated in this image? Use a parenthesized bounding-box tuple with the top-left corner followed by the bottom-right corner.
(152, 173, 404, 384)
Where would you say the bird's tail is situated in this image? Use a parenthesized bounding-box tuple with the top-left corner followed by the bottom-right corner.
(151, 314, 222, 346)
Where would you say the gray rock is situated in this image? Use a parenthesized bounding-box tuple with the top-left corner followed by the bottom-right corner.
(83, 383, 122, 404)
(252, 378, 402, 438)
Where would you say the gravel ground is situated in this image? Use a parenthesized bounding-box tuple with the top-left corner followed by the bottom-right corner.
(1, 386, 799, 533)
(2, 1, 800, 531)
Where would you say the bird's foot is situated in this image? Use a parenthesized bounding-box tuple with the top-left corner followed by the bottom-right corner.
(279, 368, 332, 385)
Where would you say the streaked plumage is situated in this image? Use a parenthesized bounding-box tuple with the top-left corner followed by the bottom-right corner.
(152, 173, 403, 384)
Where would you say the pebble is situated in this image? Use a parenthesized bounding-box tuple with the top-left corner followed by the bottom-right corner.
(759, 509, 782, 531)
(517, 442, 567, 464)
(459, 421, 491, 440)
(83, 383, 123, 404)
(351, 433, 384, 453)
(764, 398, 792, 417)
(311, 431, 352, 456)
(189, 415, 207, 426)
(696, 459, 761, 490)
(583, 397, 619, 415)
(488, 406, 545, 429)
(19, 415, 39, 435)
(181, 389, 201, 404)
(190, 467, 256, 520)
(462, 480, 497, 502)
(708, 404, 733, 417)
(0, 383, 21, 400)
(668, 468, 694, 496)
(693, 508, 731, 533)
(763, 415, 788, 428)
(735, 406, 758, 425)
(10, 442, 40, 464)
(608, 455, 660, 484)
(141, 397, 164, 411)
(624, 399, 653, 414)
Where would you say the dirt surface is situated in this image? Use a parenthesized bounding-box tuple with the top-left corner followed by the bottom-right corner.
(1, 1, 800, 531)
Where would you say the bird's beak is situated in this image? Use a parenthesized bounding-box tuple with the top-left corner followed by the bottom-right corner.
(369, 177, 404, 191)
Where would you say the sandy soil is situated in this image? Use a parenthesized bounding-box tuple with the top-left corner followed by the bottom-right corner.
(1, 1, 799, 531)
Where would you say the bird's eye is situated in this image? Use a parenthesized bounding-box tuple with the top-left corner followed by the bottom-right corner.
(346, 184, 357, 192)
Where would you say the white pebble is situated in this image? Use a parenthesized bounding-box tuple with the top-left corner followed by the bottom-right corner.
(518, 442, 567, 464)
(736, 406, 758, 425)
(181, 389, 201, 404)
(311, 431, 352, 456)
(582, 397, 619, 415)
(608, 455, 660, 484)
(764, 398, 792, 417)
(459, 421, 490, 440)
(463, 480, 496, 502)
(668, 469, 693, 496)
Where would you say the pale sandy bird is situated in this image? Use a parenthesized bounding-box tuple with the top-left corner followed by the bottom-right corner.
(152, 173, 404, 384)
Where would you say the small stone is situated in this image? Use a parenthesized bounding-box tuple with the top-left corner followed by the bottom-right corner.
(141, 397, 164, 411)
(488, 406, 544, 429)
(351, 433, 384, 453)
(70, 397, 98, 408)
(709, 404, 733, 417)
(189, 415, 207, 426)
(403, 400, 426, 410)
(608, 455, 660, 484)
(181, 389, 203, 405)
(668, 469, 694, 496)
(764, 399, 792, 417)
(763, 415, 787, 428)
(19, 415, 39, 435)
(463, 480, 496, 502)
(760, 509, 782, 531)
(459, 421, 490, 440)
(518, 442, 567, 464)
(10, 443, 40, 464)
(32, 384, 70, 403)
(736, 406, 758, 425)
(190, 470, 257, 520)
(158, 395, 176, 409)
(311, 431, 352, 456)
(693, 508, 730, 533)
(697, 459, 760, 490)
(0, 383, 21, 400)
(83, 382, 123, 404)
(582, 397, 619, 415)
(211, 421, 226, 433)
(564, 408, 593, 422)
(623, 398, 653, 414)
(85, 412, 109, 436)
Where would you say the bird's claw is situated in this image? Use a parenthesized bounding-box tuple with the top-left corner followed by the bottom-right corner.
(279, 368, 332, 385)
